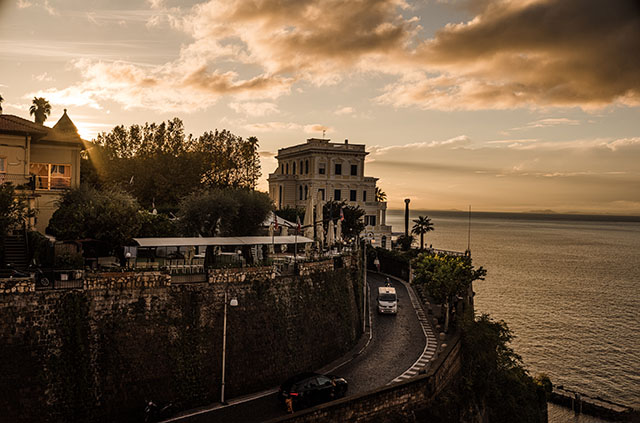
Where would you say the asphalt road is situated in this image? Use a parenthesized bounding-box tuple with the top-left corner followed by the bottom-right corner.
(171, 272, 426, 423)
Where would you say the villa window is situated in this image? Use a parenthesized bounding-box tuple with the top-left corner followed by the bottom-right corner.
(305, 160, 309, 174)
(304, 185, 308, 199)
(285, 163, 289, 174)
(351, 164, 357, 176)
(299, 160, 303, 174)
(293, 161, 296, 175)
(350, 190, 357, 201)
(299, 185, 303, 200)
(30, 163, 71, 190)
(363, 190, 367, 202)
(365, 215, 376, 226)
(319, 163, 326, 175)
(334, 189, 341, 201)
(335, 163, 342, 175)
(279, 186, 283, 207)
(318, 188, 325, 201)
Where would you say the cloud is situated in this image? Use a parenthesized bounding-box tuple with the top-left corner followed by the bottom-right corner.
(368, 135, 472, 156)
(34, 59, 293, 113)
(335, 106, 355, 115)
(244, 121, 303, 132)
(33, 72, 53, 82)
(508, 118, 580, 132)
(229, 101, 279, 117)
(385, 0, 640, 110)
(304, 124, 331, 135)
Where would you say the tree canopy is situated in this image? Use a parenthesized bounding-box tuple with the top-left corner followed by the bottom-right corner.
(322, 200, 365, 239)
(0, 184, 35, 260)
(412, 253, 486, 305)
(47, 185, 142, 255)
(29, 97, 51, 124)
(411, 215, 434, 249)
(178, 188, 273, 237)
(84, 119, 261, 211)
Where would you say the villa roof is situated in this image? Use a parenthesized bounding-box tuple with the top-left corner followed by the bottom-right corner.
(0, 110, 86, 147)
(0, 114, 49, 136)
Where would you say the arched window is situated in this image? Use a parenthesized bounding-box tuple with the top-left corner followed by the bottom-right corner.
(299, 160, 303, 174)
(293, 161, 296, 175)
(285, 163, 289, 174)
(279, 186, 283, 207)
(304, 185, 308, 199)
(382, 236, 387, 249)
(299, 185, 303, 200)
(305, 159, 309, 174)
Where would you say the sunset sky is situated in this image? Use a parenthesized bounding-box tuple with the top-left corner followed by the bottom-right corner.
(1, 0, 639, 214)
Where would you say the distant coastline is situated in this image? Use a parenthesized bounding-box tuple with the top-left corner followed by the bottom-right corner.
(386, 209, 640, 223)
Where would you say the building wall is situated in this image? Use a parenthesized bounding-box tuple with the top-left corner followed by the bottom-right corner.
(0, 133, 29, 184)
(0, 259, 362, 422)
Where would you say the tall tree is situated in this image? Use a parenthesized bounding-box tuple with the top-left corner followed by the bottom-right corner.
(411, 215, 435, 249)
(29, 97, 51, 124)
(375, 187, 387, 202)
(0, 93, 4, 114)
(412, 253, 486, 332)
(0, 184, 35, 261)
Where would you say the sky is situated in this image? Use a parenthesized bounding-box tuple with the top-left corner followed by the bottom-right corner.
(1, 0, 639, 214)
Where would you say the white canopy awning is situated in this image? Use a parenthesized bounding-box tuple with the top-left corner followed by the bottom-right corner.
(133, 236, 314, 248)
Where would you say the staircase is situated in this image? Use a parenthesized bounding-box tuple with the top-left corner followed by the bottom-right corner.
(3, 230, 29, 269)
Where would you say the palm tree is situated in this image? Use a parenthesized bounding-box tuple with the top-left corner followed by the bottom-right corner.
(29, 97, 51, 124)
(375, 187, 387, 202)
(0, 93, 4, 114)
(411, 215, 434, 249)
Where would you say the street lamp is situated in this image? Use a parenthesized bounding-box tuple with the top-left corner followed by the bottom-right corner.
(221, 291, 238, 404)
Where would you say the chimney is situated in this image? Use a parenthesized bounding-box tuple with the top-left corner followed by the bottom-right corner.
(344, 139, 348, 144)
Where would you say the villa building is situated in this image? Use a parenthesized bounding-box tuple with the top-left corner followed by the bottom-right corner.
(0, 110, 86, 233)
(268, 138, 392, 249)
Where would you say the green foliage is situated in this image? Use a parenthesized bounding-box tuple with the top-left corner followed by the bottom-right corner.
(47, 185, 142, 255)
(84, 119, 262, 210)
(137, 211, 179, 237)
(412, 253, 486, 304)
(322, 200, 365, 239)
(396, 233, 414, 251)
(0, 183, 34, 239)
(178, 188, 273, 237)
(411, 215, 434, 249)
(460, 314, 547, 423)
(275, 206, 305, 225)
(29, 97, 51, 124)
(375, 187, 387, 202)
(54, 251, 84, 269)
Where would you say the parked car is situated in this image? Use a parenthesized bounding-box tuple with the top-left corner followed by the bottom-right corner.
(278, 372, 348, 411)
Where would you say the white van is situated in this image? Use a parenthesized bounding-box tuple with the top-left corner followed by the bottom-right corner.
(377, 286, 398, 315)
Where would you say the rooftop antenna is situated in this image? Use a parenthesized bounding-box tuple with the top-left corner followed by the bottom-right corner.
(322, 129, 326, 139)
(466, 205, 471, 256)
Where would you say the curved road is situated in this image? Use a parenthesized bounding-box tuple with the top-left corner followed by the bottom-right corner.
(171, 272, 426, 423)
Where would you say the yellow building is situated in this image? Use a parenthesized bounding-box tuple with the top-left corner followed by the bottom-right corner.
(0, 110, 85, 233)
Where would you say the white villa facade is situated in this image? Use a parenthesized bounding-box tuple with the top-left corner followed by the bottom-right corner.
(267, 138, 393, 249)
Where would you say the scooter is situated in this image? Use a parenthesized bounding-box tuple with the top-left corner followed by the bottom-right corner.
(144, 400, 174, 423)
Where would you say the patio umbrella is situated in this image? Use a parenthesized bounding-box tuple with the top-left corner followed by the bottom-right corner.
(327, 219, 335, 246)
(336, 219, 343, 243)
(316, 220, 324, 247)
(268, 223, 275, 254)
(303, 194, 314, 239)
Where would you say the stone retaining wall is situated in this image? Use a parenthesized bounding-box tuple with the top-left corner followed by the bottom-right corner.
(0, 257, 362, 423)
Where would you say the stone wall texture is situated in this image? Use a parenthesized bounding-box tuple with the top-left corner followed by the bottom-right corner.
(0, 257, 362, 423)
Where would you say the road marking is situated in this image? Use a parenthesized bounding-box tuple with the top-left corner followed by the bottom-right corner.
(385, 274, 438, 385)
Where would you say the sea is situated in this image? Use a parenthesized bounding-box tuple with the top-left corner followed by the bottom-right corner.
(386, 209, 640, 422)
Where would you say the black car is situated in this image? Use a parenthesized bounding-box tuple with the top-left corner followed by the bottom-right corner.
(278, 372, 348, 411)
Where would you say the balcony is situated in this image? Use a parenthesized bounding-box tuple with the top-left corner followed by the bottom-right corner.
(267, 173, 299, 182)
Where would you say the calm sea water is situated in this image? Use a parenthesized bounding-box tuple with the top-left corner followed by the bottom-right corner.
(387, 210, 640, 420)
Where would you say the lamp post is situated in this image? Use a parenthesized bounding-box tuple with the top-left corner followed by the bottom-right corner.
(221, 290, 238, 404)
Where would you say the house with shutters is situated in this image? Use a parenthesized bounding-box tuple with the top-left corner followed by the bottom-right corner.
(0, 109, 86, 234)
(267, 138, 392, 249)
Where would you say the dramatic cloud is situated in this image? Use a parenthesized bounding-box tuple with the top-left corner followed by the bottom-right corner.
(381, 0, 640, 110)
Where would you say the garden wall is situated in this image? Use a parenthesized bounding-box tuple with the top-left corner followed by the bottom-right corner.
(0, 257, 362, 422)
